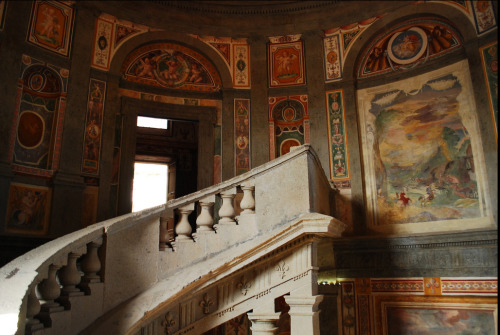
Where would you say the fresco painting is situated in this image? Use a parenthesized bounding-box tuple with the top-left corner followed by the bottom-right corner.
(359, 19, 461, 79)
(92, 17, 113, 70)
(326, 90, 350, 187)
(28, 1, 74, 56)
(268, 95, 309, 159)
(472, 0, 497, 34)
(480, 41, 498, 140)
(82, 79, 106, 175)
(323, 34, 342, 81)
(10, 55, 69, 177)
(122, 43, 221, 92)
(340, 279, 498, 334)
(386, 305, 496, 335)
(268, 41, 305, 87)
(234, 99, 250, 175)
(233, 44, 250, 88)
(5, 183, 51, 235)
(357, 60, 492, 234)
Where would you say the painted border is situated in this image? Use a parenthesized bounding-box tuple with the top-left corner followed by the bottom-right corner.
(471, 0, 497, 35)
(325, 89, 350, 186)
(91, 17, 114, 70)
(234, 99, 251, 175)
(232, 44, 251, 89)
(323, 34, 343, 82)
(479, 41, 498, 142)
(81, 78, 107, 175)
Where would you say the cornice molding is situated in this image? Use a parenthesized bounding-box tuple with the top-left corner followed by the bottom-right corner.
(149, 0, 339, 15)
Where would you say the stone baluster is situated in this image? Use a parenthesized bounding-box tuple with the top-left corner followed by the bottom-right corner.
(80, 238, 103, 286)
(25, 279, 44, 334)
(239, 181, 255, 215)
(175, 203, 194, 240)
(58, 252, 85, 310)
(59, 252, 83, 296)
(38, 264, 62, 309)
(196, 195, 215, 232)
(160, 209, 173, 250)
(247, 309, 280, 335)
(218, 187, 237, 224)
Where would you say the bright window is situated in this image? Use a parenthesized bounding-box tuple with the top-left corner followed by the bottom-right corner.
(132, 162, 168, 212)
(137, 116, 169, 129)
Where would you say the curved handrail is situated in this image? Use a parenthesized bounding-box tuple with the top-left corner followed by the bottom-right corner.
(0, 205, 165, 335)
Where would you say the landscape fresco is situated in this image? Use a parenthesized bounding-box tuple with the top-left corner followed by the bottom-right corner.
(357, 60, 491, 231)
(387, 306, 496, 335)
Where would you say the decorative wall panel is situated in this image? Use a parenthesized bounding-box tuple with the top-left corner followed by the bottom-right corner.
(268, 39, 305, 87)
(268, 95, 309, 159)
(189, 35, 251, 89)
(234, 99, 250, 175)
(233, 44, 250, 88)
(334, 277, 498, 335)
(27, 1, 74, 56)
(471, 0, 497, 35)
(323, 15, 383, 82)
(323, 34, 342, 81)
(375, 295, 497, 335)
(5, 183, 51, 235)
(9, 55, 69, 177)
(121, 42, 222, 92)
(357, 59, 494, 235)
(480, 41, 498, 141)
(81, 78, 106, 175)
(326, 89, 350, 188)
(91, 17, 113, 70)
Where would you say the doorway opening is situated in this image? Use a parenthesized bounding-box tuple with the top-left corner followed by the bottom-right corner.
(132, 162, 169, 212)
(132, 116, 173, 212)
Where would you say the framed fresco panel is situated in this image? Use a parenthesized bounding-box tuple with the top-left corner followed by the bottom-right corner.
(27, 1, 74, 57)
(373, 295, 497, 335)
(5, 183, 51, 235)
(357, 59, 494, 235)
(268, 40, 305, 87)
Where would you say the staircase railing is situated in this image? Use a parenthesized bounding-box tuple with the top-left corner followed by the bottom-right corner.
(0, 145, 340, 335)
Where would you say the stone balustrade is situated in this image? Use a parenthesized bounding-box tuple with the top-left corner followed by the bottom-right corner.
(0, 145, 340, 335)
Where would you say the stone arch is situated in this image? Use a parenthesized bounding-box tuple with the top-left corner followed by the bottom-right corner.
(108, 30, 233, 89)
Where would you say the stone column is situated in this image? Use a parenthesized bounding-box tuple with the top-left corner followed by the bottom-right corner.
(284, 295, 323, 335)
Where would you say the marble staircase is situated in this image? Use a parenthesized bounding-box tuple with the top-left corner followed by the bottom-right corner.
(0, 145, 345, 335)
